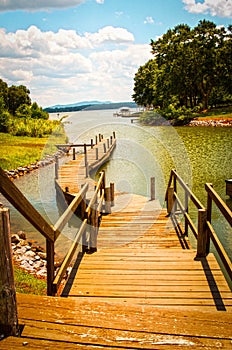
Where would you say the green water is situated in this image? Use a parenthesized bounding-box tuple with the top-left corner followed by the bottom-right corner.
(1, 110, 231, 260)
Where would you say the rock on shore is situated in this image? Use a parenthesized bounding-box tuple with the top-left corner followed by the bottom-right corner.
(11, 231, 62, 279)
(6, 148, 67, 180)
(188, 118, 232, 127)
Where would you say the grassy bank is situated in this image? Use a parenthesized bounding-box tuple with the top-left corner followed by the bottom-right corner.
(0, 125, 67, 170)
(14, 266, 47, 295)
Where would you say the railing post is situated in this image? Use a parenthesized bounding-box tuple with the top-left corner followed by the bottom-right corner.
(0, 207, 19, 337)
(173, 176, 177, 212)
(113, 131, 116, 139)
(95, 135, 98, 145)
(206, 184, 213, 255)
(91, 139, 94, 149)
(95, 147, 99, 160)
(72, 147, 76, 160)
(107, 139, 109, 149)
(167, 187, 174, 214)
(103, 143, 106, 153)
(195, 209, 208, 259)
(105, 187, 111, 214)
(150, 177, 155, 201)
(185, 187, 189, 236)
(89, 204, 98, 252)
(110, 182, 115, 207)
(84, 144, 87, 167)
(46, 239, 55, 296)
(55, 155, 59, 179)
(110, 136, 113, 145)
(98, 134, 101, 142)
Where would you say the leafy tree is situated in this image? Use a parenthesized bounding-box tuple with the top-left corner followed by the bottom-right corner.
(31, 102, 49, 120)
(8, 85, 31, 115)
(132, 60, 162, 108)
(16, 104, 32, 118)
(0, 79, 8, 109)
(0, 97, 10, 132)
(133, 20, 232, 111)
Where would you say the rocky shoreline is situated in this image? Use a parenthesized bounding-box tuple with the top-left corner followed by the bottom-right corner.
(11, 230, 65, 279)
(5, 148, 68, 180)
(188, 118, 232, 127)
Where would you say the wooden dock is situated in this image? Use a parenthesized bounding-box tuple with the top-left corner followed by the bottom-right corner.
(1, 132, 232, 348)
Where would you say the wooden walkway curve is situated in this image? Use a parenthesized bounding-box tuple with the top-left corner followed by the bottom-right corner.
(1, 132, 232, 349)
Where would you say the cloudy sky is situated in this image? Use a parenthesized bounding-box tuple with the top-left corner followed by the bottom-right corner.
(0, 0, 231, 107)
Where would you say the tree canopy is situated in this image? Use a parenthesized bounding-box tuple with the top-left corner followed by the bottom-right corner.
(0, 79, 49, 134)
(133, 20, 232, 111)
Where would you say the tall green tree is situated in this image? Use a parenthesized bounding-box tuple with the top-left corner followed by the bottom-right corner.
(8, 85, 31, 115)
(133, 20, 232, 110)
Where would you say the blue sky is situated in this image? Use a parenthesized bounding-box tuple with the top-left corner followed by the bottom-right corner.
(0, 0, 231, 107)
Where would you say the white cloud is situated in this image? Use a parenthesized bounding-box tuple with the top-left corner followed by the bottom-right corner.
(0, 26, 152, 106)
(96, 0, 104, 4)
(182, 0, 232, 18)
(144, 16, 155, 24)
(0, 0, 86, 12)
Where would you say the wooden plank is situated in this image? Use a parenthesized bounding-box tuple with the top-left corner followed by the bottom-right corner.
(2, 293, 232, 348)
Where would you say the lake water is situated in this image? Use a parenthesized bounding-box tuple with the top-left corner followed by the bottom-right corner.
(1, 109, 231, 260)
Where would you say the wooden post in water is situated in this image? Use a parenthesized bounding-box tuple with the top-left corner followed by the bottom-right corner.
(95, 147, 99, 160)
(150, 177, 155, 201)
(95, 135, 98, 145)
(105, 187, 111, 214)
(107, 139, 110, 149)
(103, 143, 106, 153)
(72, 147, 76, 160)
(55, 155, 59, 179)
(113, 131, 116, 139)
(110, 182, 115, 206)
(110, 136, 113, 145)
(195, 209, 208, 259)
(0, 207, 19, 337)
(167, 187, 174, 214)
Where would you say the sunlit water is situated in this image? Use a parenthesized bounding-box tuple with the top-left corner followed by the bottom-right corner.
(1, 109, 231, 260)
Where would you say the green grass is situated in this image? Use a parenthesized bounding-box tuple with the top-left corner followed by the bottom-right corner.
(14, 266, 47, 295)
(195, 106, 232, 119)
(0, 125, 67, 170)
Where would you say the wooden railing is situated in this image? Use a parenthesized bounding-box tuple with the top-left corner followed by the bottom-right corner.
(0, 168, 112, 297)
(166, 169, 232, 282)
(52, 170, 107, 294)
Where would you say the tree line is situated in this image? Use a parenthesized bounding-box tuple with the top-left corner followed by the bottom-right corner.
(132, 20, 232, 123)
(0, 79, 54, 137)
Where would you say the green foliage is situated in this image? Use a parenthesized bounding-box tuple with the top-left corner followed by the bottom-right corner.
(14, 266, 46, 295)
(133, 20, 232, 112)
(0, 124, 67, 170)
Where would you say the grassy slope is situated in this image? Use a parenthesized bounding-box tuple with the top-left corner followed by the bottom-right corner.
(0, 131, 67, 170)
(14, 266, 47, 295)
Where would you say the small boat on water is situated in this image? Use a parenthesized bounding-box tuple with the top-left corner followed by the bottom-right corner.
(113, 107, 131, 117)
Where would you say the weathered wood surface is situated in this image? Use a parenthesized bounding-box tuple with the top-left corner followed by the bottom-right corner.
(65, 193, 232, 312)
(1, 293, 232, 349)
(57, 138, 116, 198)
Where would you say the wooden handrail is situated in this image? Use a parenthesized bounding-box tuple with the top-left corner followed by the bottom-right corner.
(166, 169, 232, 283)
(0, 167, 55, 242)
(52, 219, 88, 294)
(205, 183, 232, 226)
(54, 182, 89, 240)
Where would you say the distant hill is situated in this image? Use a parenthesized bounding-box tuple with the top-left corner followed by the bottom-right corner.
(44, 101, 137, 113)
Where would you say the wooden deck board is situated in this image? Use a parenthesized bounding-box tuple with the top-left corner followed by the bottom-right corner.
(2, 294, 232, 349)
